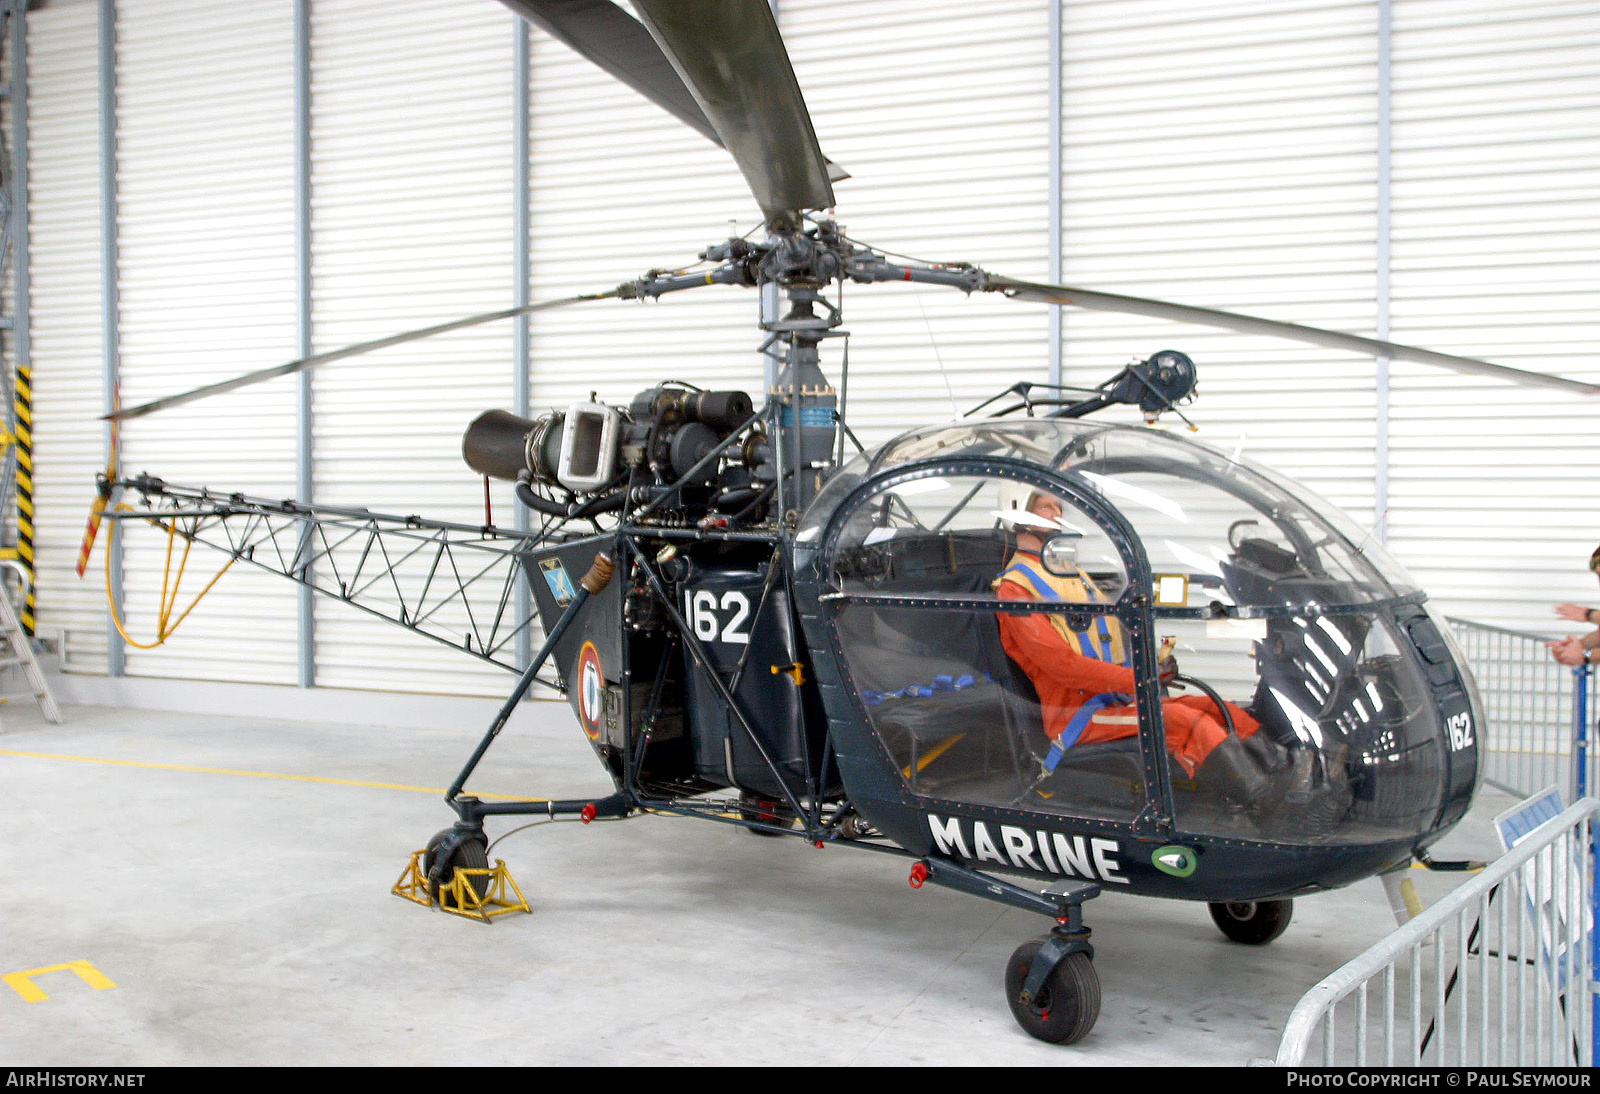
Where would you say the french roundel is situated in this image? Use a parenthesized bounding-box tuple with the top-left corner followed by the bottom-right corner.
(576, 641, 604, 741)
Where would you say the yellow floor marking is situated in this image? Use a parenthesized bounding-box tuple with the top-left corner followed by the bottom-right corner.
(0, 748, 539, 802)
(4, 960, 116, 1003)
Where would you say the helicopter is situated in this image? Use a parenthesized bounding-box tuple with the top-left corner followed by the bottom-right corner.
(95, 0, 1600, 1046)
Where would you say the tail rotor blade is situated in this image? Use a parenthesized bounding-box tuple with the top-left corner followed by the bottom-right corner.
(106, 290, 621, 423)
(986, 275, 1600, 397)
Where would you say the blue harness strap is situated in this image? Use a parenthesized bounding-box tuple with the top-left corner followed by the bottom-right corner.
(860, 672, 978, 706)
(1001, 561, 1117, 661)
(1002, 561, 1060, 601)
(1001, 556, 1129, 772)
(1043, 691, 1134, 771)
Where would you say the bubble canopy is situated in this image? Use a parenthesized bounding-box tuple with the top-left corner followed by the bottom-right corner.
(800, 420, 1418, 608)
(795, 419, 1481, 851)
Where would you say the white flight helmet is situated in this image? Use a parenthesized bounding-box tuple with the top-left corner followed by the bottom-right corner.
(991, 479, 1089, 535)
(992, 479, 1045, 528)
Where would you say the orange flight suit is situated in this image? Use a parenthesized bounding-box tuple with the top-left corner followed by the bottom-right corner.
(994, 550, 1259, 778)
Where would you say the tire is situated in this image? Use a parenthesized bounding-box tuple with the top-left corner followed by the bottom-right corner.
(423, 829, 491, 903)
(1004, 938, 1101, 1045)
(1208, 898, 1293, 944)
(738, 791, 793, 837)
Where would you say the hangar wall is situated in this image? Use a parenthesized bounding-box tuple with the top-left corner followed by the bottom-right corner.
(22, 0, 1600, 701)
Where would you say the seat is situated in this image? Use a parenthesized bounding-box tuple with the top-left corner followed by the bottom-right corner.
(837, 527, 1146, 812)
(986, 592, 1150, 815)
(836, 529, 1030, 794)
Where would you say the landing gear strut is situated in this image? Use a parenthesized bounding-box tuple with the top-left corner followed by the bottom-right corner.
(1005, 890, 1101, 1044)
(1006, 940, 1100, 1044)
(907, 856, 1103, 1045)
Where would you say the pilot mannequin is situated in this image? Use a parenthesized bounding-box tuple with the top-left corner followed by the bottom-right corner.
(993, 489, 1308, 812)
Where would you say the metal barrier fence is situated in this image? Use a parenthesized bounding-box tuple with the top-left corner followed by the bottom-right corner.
(1448, 619, 1595, 802)
(1270, 798, 1597, 1067)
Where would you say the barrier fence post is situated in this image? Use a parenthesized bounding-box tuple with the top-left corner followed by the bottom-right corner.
(1574, 665, 1590, 800)
(1586, 665, 1600, 1064)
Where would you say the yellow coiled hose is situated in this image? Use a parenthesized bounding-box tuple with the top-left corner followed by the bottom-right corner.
(103, 504, 235, 649)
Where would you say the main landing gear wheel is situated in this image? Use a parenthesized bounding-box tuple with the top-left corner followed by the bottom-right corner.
(423, 828, 491, 902)
(738, 791, 794, 837)
(1209, 898, 1293, 944)
(1004, 937, 1101, 1045)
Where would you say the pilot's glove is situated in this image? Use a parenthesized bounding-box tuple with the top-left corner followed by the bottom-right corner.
(1157, 636, 1178, 682)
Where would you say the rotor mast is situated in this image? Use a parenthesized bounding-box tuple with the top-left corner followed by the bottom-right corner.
(761, 233, 842, 517)
(620, 222, 989, 519)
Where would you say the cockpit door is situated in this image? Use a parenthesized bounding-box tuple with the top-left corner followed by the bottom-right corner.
(818, 463, 1170, 831)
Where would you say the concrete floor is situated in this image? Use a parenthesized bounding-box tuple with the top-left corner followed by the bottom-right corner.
(0, 699, 1513, 1067)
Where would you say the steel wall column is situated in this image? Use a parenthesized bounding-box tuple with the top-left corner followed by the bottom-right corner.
(294, 0, 314, 687)
(1374, 0, 1391, 545)
(513, 14, 530, 670)
(8, 0, 34, 632)
(1047, 0, 1062, 389)
(9, 1, 25, 382)
(97, 0, 122, 676)
(762, 0, 781, 392)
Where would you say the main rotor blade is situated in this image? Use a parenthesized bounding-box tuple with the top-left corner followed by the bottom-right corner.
(500, 1, 847, 190)
(106, 291, 621, 422)
(631, 0, 836, 229)
(987, 276, 1600, 396)
(498, 0, 723, 146)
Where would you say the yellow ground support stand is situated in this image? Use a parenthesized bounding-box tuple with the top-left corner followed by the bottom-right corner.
(392, 851, 531, 923)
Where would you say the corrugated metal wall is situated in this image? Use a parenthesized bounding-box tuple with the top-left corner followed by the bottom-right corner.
(28, 0, 107, 673)
(308, 0, 514, 695)
(1058, 0, 1383, 519)
(23, 0, 1600, 699)
(524, 0, 757, 428)
(528, 0, 1053, 447)
(1387, 0, 1600, 625)
(113, 0, 299, 684)
(781, 0, 1053, 442)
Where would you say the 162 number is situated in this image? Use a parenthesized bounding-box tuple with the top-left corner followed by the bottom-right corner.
(686, 590, 752, 646)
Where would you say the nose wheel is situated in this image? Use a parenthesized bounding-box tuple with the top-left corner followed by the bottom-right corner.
(1003, 879, 1100, 1045)
(905, 857, 1103, 1045)
(1005, 938, 1101, 1044)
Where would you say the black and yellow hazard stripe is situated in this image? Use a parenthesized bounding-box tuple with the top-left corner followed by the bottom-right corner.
(14, 362, 33, 634)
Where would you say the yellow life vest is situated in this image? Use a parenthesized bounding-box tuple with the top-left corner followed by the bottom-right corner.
(993, 553, 1127, 664)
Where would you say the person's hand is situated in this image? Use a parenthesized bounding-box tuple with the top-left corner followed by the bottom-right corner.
(1548, 636, 1587, 667)
(1555, 603, 1594, 624)
(1157, 636, 1178, 681)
